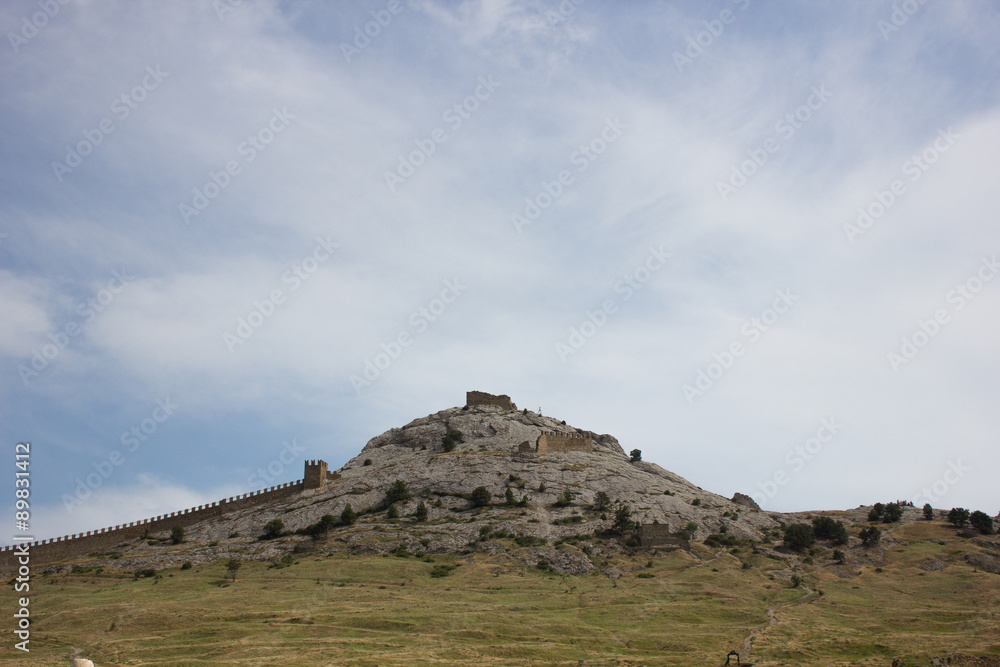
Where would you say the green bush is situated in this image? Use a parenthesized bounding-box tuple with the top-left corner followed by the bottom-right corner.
(363, 459, 372, 466)
(612, 504, 637, 535)
(882, 503, 903, 523)
(811, 516, 848, 545)
(170, 525, 185, 544)
(261, 519, 284, 540)
(832, 549, 845, 563)
(470, 486, 491, 507)
(947, 507, 970, 528)
(970, 510, 994, 535)
(555, 490, 573, 507)
(181, 562, 192, 570)
(923, 503, 934, 520)
(868, 502, 885, 522)
(859, 525, 881, 546)
(340, 503, 357, 526)
(134, 568, 156, 579)
(414, 501, 428, 522)
(783, 524, 816, 552)
(593, 491, 611, 512)
(675, 522, 698, 541)
(691, 498, 701, 506)
(387, 504, 400, 519)
(386, 480, 411, 506)
(629, 449, 642, 462)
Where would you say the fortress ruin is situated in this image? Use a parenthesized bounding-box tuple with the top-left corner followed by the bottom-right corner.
(0, 459, 339, 571)
(466, 390, 517, 411)
(535, 431, 593, 455)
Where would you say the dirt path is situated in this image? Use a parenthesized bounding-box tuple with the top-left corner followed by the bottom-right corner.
(738, 580, 816, 663)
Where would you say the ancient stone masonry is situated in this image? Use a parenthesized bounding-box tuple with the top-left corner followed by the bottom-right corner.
(639, 523, 689, 550)
(0, 459, 337, 571)
(304, 459, 341, 489)
(535, 431, 592, 455)
(466, 390, 517, 411)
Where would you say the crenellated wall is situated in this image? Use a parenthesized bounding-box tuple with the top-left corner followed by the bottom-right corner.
(535, 431, 592, 455)
(466, 391, 517, 411)
(0, 459, 341, 571)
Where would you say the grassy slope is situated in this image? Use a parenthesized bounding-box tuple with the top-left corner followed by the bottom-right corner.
(2, 521, 997, 666)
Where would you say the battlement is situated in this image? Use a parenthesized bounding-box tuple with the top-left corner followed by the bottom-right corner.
(304, 459, 341, 489)
(466, 391, 517, 411)
(535, 431, 592, 455)
(0, 459, 339, 572)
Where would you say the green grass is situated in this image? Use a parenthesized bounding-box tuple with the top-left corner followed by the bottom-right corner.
(1, 520, 997, 666)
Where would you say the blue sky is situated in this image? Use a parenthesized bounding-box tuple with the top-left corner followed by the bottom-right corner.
(2, 0, 998, 544)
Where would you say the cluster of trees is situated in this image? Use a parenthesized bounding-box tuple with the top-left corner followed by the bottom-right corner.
(868, 502, 903, 523)
(947, 507, 994, 534)
(781, 516, 849, 552)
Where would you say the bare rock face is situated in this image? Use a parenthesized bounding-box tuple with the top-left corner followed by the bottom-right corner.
(731, 492, 762, 511)
(83, 403, 781, 574)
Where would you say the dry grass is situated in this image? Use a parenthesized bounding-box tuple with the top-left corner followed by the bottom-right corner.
(2, 521, 997, 666)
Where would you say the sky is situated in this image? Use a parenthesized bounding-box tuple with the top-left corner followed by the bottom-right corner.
(2, 0, 998, 545)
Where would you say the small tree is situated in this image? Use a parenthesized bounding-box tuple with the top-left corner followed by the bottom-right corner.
(262, 519, 284, 540)
(832, 549, 845, 563)
(970, 510, 994, 535)
(387, 503, 400, 519)
(504, 487, 515, 506)
(923, 503, 934, 521)
(414, 501, 428, 522)
(947, 507, 970, 528)
(612, 504, 637, 535)
(555, 490, 573, 507)
(675, 522, 698, 540)
(868, 503, 885, 522)
(811, 516, 848, 545)
(170, 525, 185, 545)
(882, 503, 903, 524)
(593, 491, 611, 512)
(340, 503, 357, 526)
(226, 558, 242, 581)
(783, 524, 816, 552)
(386, 480, 411, 506)
(470, 486, 491, 508)
(860, 526, 881, 546)
(629, 449, 642, 462)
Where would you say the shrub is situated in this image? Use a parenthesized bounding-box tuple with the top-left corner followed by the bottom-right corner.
(505, 487, 516, 505)
(414, 501, 428, 522)
(675, 522, 698, 541)
(555, 490, 573, 507)
(882, 503, 903, 524)
(303, 514, 338, 538)
(536, 559, 552, 572)
(430, 564, 457, 578)
(441, 435, 456, 452)
(261, 519, 284, 540)
(593, 491, 611, 512)
(612, 504, 637, 535)
(832, 549, 845, 563)
(970, 510, 994, 535)
(170, 525, 185, 545)
(226, 558, 242, 581)
(134, 568, 156, 579)
(181, 562, 192, 570)
(947, 507, 970, 528)
(386, 480, 411, 506)
(868, 502, 885, 522)
(923, 503, 934, 520)
(470, 486, 491, 508)
(811, 516, 848, 545)
(791, 574, 802, 588)
(387, 504, 400, 519)
(363, 459, 372, 466)
(691, 498, 701, 506)
(783, 524, 816, 552)
(629, 449, 642, 462)
(538, 482, 546, 493)
(340, 503, 357, 526)
(859, 526, 881, 546)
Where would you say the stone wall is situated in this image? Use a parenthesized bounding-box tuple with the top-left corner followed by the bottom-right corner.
(0, 458, 339, 572)
(466, 391, 517, 411)
(536, 431, 592, 455)
(639, 523, 689, 550)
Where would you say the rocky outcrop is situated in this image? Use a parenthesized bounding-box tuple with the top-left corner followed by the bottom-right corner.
(731, 492, 762, 511)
